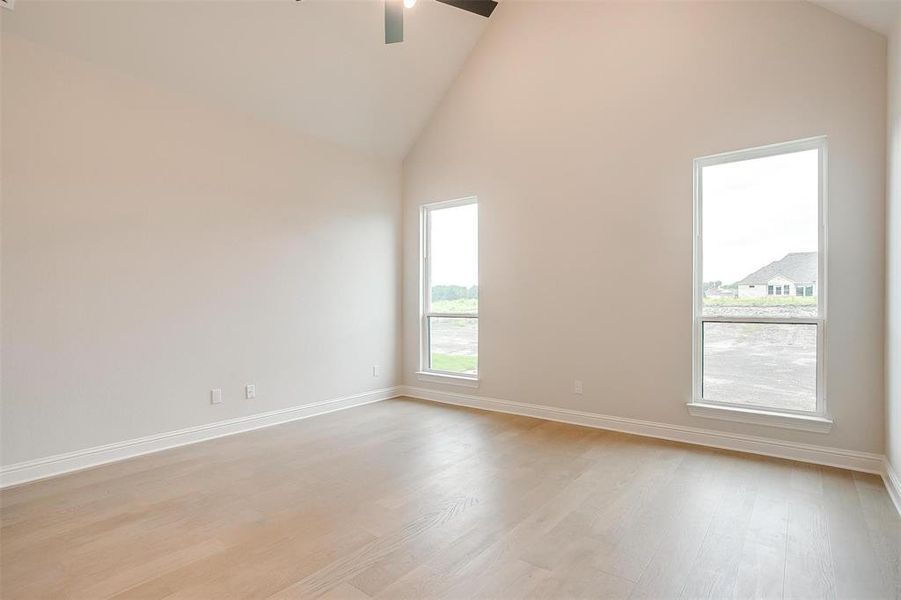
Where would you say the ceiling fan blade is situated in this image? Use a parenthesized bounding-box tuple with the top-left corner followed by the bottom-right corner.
(385, 0, 404, 44)
(434, 0, 497, 18)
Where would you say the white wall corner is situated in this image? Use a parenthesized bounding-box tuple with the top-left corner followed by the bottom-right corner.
(0, 386, 405, 489)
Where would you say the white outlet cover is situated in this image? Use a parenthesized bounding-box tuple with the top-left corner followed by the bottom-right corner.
(573, 380, 583, 394)
(372, 365, 380, 377)
(210, 389, 223, 404)
(245, 384, 256, 399)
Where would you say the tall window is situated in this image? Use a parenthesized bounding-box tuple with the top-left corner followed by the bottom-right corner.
(421, 198, 478, 379)
(693, 138, 826, 418)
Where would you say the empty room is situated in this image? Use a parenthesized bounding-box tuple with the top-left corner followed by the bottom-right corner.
(2, 0, 900, 598)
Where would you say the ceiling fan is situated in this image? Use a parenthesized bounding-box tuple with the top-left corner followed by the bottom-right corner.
(296, 0, 498, 44)
(385, 0, 497, 43)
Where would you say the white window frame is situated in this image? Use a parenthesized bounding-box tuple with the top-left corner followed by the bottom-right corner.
(418, 197, 479, 386)
(690, 137, 832, 433)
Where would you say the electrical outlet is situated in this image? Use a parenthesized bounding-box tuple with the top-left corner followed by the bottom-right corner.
(573, 380, 583, 395)
(372, 365, 380, 377)
(245, 384, 256, 399)
(210, 389, 223, 405)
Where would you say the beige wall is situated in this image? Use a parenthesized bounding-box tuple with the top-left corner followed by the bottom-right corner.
(403, 0, 887, 454)
(1, 1, 892, 468)
(887, 13, 901, 472)
(1, 34, 402, 465)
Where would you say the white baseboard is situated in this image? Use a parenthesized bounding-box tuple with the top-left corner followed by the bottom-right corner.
(401, 386, 885, 475)
(0, 386, 403, 489)
(884, 459, 901, 518)
(5, 384, 895, 518)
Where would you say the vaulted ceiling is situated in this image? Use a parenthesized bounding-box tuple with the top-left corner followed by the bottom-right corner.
(810, 0, 899, 36)
(2, 0, 491, 159)
(3, 1, 894, 160)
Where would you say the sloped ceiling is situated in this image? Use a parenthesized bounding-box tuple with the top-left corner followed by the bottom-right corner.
(810, 0, 900, 36)
(2, 0, 491, 159)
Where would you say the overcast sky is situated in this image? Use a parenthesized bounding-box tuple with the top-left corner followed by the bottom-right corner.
(430, 202, 478, 288)
(702, 148, 819, 284)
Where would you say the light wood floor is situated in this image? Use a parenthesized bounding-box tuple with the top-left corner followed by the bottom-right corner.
(1, 398, 899, 599)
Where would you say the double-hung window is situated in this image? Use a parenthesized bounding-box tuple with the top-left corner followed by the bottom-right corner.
(691, 138, 830, 431)
(420, 198, 478, 382)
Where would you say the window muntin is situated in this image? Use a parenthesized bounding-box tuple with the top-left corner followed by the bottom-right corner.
(421, 199, 478, 378)
(694, 138, 825, 416)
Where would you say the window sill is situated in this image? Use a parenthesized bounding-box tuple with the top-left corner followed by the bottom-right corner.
(416, 371, 480, 388)
(687, 402, 833, 433)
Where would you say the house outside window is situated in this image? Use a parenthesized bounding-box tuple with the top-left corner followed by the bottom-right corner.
(693, 137, 828, 430)
(739, 254, 818, 299)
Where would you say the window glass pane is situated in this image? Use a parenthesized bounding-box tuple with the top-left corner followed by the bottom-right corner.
(702, 322, 816, 412)
(429, 203, 478, 314)
(702, 149, 818, 318)
(429, 317, 478, 374)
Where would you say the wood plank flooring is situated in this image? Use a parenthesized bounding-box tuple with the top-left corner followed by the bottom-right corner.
(1, 397, 899, 599)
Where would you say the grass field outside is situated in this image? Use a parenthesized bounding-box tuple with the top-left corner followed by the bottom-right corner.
(704, 296, 816, 307)
(430, 298, 478, 313)
(704, 295, 818, 318)
(431, 353, 478, 373)
(428, 313, 478, 375)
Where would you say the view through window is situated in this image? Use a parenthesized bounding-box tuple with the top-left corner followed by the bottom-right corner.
(422, 199, 478, 376)
(696, 140, 824, 413)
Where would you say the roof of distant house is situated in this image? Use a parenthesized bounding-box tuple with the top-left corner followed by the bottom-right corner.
(734, 252, 817, 285)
